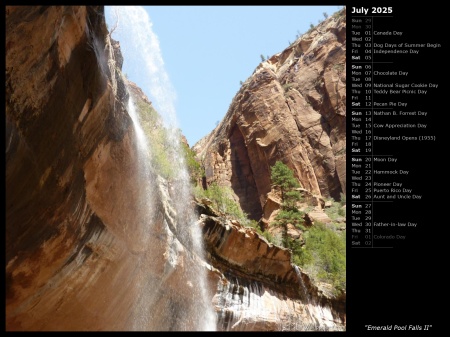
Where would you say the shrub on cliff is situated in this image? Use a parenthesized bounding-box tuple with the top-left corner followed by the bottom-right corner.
(181, 142, 204, 185)
(295, 221, 346, 293)
(324, 197, 346, 220)
(193, 183, 248, 223)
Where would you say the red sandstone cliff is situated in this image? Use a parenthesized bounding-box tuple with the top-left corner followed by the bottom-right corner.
(6, 6, 206, 330)
(194, 9, 346, 223)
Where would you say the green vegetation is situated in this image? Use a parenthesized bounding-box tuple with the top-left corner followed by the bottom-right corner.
(324, 195, 346, 221)
(290, 8, 343, 44)
(133, 93, 249, 225)
(135, 98, 178, 179)
(135, 99, 174, 179)
(270, 161, 305, 247)
(136, 99, 161, 129)
(134, 97, 205, 182)
(296, 192, 346, 292)
(269, 161, 346, 293)
(133, 91, 346, 294)
(270, 161, 299, 193)
(332, 8, 345, 19)
(294, 221, 346, 292)
(181, 142, 204, 185)
(333, 63, 345, 74)
(193, 183, 251, 224)
(249, 221, 275, 243)
(193, 181, 280, 245)
(283, 82, 296, 92)
(340, 192, 346, 204)
(260, 54, 266, 62)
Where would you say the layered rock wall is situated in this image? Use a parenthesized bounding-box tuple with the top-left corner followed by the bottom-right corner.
(194, 9, 346, 221)
(196, 204, 345, 330)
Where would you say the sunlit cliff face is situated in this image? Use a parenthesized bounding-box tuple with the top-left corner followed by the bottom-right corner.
(6, 6, 345, 331)
(5, 6, 214, 330)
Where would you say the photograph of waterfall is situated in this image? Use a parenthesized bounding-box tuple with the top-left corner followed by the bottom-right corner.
(6, 5, 345, 331)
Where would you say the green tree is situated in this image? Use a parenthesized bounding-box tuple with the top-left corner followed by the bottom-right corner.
(260, 54, 266, 62)
(270, 161, 304, 247)
(271, 161, 299, 196)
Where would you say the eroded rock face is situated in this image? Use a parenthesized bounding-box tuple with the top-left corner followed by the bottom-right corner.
(196, 204, 345, 330)
(5, 6, 212, 331)
(194, 9, 346, 221)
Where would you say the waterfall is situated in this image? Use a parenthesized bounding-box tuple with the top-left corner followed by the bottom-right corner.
(127, 97, 149, 154)
(106, 6, 216, 331)
(293, 265, 340, 331)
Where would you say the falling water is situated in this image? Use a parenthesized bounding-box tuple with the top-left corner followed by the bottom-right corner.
(127, 96, 149, 153)
(106, 6, 216, 331)
(293, 265, 339, 330)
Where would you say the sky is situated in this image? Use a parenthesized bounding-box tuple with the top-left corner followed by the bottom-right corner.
(105, 5, 342, 147)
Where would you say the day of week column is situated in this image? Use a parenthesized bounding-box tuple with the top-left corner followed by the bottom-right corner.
(350, 15, 373, 248)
